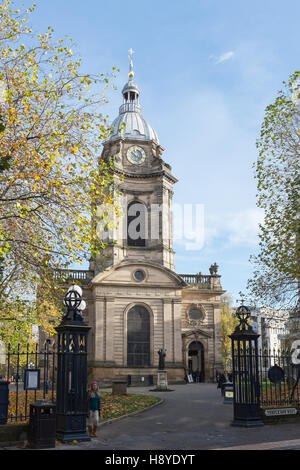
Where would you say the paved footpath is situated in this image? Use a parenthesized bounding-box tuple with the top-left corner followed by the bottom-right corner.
(50, 383, 300, 451)
(3, 383, 300, 450)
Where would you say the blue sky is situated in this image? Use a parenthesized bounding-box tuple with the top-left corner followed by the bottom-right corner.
(28, 0, 300, 304)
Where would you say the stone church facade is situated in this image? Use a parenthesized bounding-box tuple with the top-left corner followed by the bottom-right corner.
(64, 58, 225, 384)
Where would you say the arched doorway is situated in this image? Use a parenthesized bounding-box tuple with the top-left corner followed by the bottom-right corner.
(188, 341, 205, 382)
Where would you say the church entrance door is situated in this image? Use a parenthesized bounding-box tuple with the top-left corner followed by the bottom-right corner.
(188, 341, 205, 382)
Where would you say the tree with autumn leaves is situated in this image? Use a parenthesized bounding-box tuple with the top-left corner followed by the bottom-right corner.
(248, 71, 300, 322)
(0, 1, 118, 344)
(221, 294, 239, 375)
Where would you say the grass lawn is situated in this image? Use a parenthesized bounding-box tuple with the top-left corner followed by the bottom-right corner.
(232, 381, 300, 408)
(100, 392, 161, 419)
(7, 391, 161, 423)
(260, 383, 300, 407)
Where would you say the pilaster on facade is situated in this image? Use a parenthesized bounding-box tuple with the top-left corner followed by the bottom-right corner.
(104, 297, 115, 363)
(173, 299, 183, 363)
(163, 299, 173, 362)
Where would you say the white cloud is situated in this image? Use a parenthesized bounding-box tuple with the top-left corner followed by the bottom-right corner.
(214, 51, 235, 64)
(226, 208, 264, 245)
(173, 207, 264, 253)
(205, 208, 264, 247)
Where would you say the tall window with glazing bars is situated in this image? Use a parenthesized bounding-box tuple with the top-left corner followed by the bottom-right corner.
(127, 305, 150, 367)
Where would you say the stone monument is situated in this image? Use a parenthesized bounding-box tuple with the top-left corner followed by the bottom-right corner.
(156, 349, 168, 390)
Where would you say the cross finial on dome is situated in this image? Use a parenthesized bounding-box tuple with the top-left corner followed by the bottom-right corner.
(128, 48, 135, 78)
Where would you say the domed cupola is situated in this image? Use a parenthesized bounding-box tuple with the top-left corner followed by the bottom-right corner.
(109, 50, 159, 143)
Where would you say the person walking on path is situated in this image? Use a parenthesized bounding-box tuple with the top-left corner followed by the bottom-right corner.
(217, 372, 227, 396)
(87, 381, 101, 437)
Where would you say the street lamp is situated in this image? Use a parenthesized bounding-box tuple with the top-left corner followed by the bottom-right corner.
(63, 285, 85, 321)
(55, 284, 91, 442)
(229, 304, 264, 427)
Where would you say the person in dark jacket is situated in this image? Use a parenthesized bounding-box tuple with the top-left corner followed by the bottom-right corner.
(217, 372, 226, 395)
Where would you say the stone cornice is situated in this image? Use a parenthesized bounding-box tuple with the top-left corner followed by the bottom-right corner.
(183, 288, 226, 295)
(118, 188, 154, 195)
(94, 282, 183, 290)
(102, 136, 165, 152)
(113, 167, 178, 184)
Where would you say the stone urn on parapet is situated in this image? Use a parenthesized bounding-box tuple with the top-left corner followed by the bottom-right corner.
(156, 349, 168, 391)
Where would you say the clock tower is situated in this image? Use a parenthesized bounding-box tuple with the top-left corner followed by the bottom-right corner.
(80, 52, 224, 385)
(94, 53, 177, 273)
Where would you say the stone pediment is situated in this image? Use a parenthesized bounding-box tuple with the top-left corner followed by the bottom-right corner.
(91, 260, 186, 288)
(182, 329, 213, 339)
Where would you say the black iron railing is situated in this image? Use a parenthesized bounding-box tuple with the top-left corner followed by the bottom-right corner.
(1, 342, 57, 423)
(258, 348, 300, 407)
(232, 346, 300, 408)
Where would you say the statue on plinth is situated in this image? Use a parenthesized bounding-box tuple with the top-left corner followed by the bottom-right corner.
(158, 349, 166, 370)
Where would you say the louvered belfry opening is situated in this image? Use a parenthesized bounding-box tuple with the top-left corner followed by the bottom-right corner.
(127, 201, 147, 247)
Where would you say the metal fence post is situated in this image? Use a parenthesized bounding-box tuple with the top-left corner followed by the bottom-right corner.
(55, 285, 91, 442)
(229, 305, 264, 427)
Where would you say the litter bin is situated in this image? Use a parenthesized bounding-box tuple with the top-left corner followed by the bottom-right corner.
(0, 380, 9, 424)
(28, 400, 56, 449)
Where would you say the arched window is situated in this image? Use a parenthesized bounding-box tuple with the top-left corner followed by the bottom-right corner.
(127, 305, 150, 367)
(127, 201, 147, 247)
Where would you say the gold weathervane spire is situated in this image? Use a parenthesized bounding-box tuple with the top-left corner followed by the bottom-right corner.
(128, 48, 135, 78)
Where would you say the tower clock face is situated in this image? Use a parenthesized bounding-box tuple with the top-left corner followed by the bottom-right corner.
(126, 145, 146, 165)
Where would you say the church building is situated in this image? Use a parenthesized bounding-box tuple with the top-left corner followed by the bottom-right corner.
(71, 53, 225, 385)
